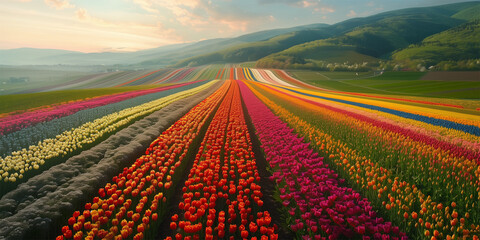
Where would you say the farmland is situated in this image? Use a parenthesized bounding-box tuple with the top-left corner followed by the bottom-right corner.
(0, 66, 479, 240)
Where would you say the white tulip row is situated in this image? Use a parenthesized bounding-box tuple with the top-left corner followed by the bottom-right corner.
(0, 81, 217, 183)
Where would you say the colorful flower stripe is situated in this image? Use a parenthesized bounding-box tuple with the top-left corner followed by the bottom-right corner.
(56, 80, 230, 240)
(262, 69, 296, 87)
(321, 98, 480, 148)
(275, 85, 480, 126)
(230, 68, 235, 80)
(0, 95, 105, 119)
(166, 68, 198, 83)
(153, 69, 184, 84)
(269, 83, 480, 152)
(0, 81, 217, 186)
(274, 85, 480, 136)
(0, 81, 208, 160)
(271, 82, 480, 151)
(239, 80, 407, 240)
(272, 70, 329, 91)
(248, 81, 480, 208)
(115, 70, 163, 87)
(0, 81, 203, 136)
(167, 80, 277, 240)
(261, 83, 480, 162)
(273, 70, 467, 109)
(243, 81, 480, 239)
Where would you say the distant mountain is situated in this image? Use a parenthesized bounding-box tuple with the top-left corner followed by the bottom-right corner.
(0, 43, 191, 66)
(2, 1, 479, 69)
(0, 48, 79, 65)
(0, 23, 328, 66)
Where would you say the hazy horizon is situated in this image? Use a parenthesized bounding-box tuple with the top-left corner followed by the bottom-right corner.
(1, 0, 475, 53)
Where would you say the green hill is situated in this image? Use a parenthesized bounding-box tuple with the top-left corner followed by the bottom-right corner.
(173, 28, 332, 67)
(141, 23, 330, 67)
(393, 20, 480, 67)
(256, 2, 479, 70)
(452, 4, 480, 20)
(168, 1, 480, 70)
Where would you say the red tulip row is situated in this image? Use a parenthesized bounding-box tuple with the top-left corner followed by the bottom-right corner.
(56, 81, 230, 240)
(166, 81, 278, 240)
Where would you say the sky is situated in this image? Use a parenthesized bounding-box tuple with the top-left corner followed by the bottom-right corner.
(0, 0, 472, 52)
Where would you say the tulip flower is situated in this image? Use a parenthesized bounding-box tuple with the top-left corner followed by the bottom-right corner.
(166, 81, 277, 239)
(56, 81, 230, 240)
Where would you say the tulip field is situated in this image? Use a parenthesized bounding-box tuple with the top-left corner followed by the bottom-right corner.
(0, 66, 479, 240)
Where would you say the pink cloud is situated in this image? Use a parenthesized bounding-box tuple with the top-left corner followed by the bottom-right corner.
(44, 0, 74, 10)
(347, 10, 357, 17)
(75, 8, 183, 47)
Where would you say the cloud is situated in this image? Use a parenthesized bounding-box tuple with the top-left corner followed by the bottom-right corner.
(315, 7, 335, 14)
(75, 8, 182, 45)
(258, 0, 320, 8)
(347, 10, 357, 17)
(132, 0, 160, 13)
(44, 0, 74, 10)
(130, 0, 267, 33)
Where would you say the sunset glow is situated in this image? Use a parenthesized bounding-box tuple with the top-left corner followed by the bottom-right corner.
(0, 0, 470, 52)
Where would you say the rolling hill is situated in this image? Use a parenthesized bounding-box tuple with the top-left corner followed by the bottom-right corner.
(255, 1, 480, 70)
(2, 1, 479, 69)
(167, 1, 480, 70)
(392, 20, 480, 66)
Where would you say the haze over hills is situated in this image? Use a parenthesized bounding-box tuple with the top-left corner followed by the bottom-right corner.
(0, 23, 328, 67)
(1, 1, 479, 70)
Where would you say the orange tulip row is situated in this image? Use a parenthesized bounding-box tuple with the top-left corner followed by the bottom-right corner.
(166, 81, 277, 240)
(56, 81, 230, 240)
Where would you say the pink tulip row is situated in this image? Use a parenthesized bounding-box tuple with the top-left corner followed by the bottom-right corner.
(238, 81, 407, 240)
(0, 81, 203, 135)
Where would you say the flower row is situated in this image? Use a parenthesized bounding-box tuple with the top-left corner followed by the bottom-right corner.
(239, 80, 406, 240)
(0, 81, 217, 187)
(0, 81, 203, 136)
(56, 81, 230, 240)
(166, 81, 278, 240)
(243, 80, 480, 239)
(0, 81, 208, 158)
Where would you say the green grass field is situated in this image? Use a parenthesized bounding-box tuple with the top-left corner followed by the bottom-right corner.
(290, 70, 480, 99)
(0, 85, 163, 114)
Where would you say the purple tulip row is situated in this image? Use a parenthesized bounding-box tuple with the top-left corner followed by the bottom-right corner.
(238, 81, 407, 240)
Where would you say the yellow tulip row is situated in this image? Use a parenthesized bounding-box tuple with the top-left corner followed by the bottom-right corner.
(274, 84, 480, 127)
(287, 90, 480, 144)
(0, 81, 217, 184)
